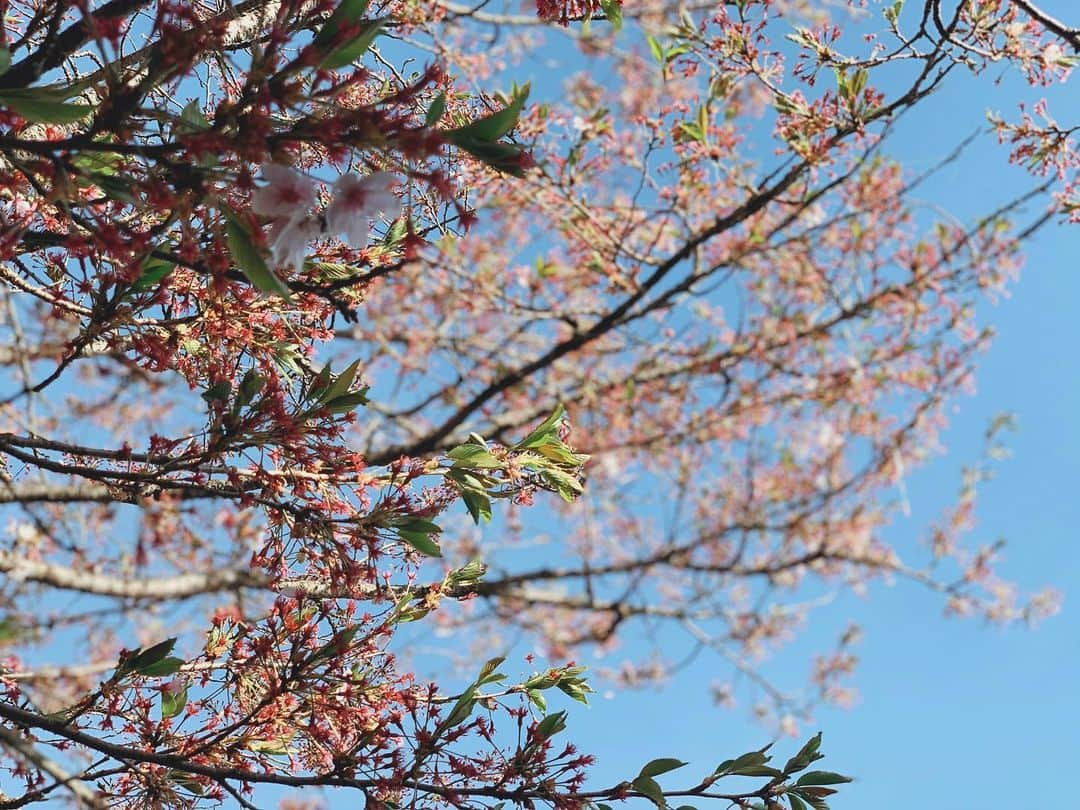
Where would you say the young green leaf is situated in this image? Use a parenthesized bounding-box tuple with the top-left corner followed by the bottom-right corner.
(514, 404, 566, 449)
(442, 685, 477, 729)
(448, 135, 529, 176)
(447, 443, 503, 469)
(201, 380, 232, 403)
(313, 0, 373, 50)
(447, 84, 530, 143)
(647, 35, 664, 64)
(178, 99, 211, 132)
(534, 710, 568, 741)
(223, 210, 292, 299)
(130, 257, 175, 293)
(638, 758, 688, 780)
(425, 92, 447, 126)
(477, 656, 505, 683)
(527, 689, 547, 713)
(715, 744, 773, 776)
(319, 19, 385, 70)
(795, 772, 852, 787)
(460, 489, 493, 524)
(116, 638, 177, 678)
(161, 684, 188, 719)
(0, 90, 94, 123)
(783, 733, 824, 774)
(631, 775, 666, 808)
(235, 369, 266, 409)
(398, 529, 442, 557)
(138, 657, 184, 678)
(600, 0, 623, 30)
(317, 359, 362, 405)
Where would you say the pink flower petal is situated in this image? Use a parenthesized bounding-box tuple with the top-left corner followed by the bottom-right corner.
(251, 164, 317, 220)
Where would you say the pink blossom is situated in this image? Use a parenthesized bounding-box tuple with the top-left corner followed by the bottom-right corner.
(251, 164, 316, 220)
(325, 172, 399, 246)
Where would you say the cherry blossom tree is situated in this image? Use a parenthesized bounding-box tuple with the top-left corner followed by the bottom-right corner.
(0, 0, 1074, 807)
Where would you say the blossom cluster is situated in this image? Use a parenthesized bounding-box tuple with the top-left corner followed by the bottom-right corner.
(251, 164, 399, 274)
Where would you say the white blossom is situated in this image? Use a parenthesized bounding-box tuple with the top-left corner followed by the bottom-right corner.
(325, 171, 399, 247)
(251, 164, 316, 220)
(267, 215, 320, 275)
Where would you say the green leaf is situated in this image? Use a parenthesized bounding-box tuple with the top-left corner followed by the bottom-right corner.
(647, 35, 664, 64)
(556, 679, 592, 705)
(445, 560, 487, 590)
(600, 0, 623, 30)
(398, 529, 442, 557)
(789, 789, 830, 810)
(394, 516, 440, 534)
(798, 787, 837, 799)
(540, 466, 584, 502)
(139, 656, 184, 678)
(384, 217, 408, 246)
(631, 775, 666, 808)
(534, 710, 568, 741)
(223, 210, 292, 299)
(849, 68, 868, 99)
(178, 99, 211, 132)
(313, 0, 373, 51)
(731, 765, 784, 777)
(448, 134, 529, 176)
(167, 771, 205, 795)
(527, 689, 546, 713)
(201, 380, 232, 403)
(310, 260, 362, 280)
(306, 364, 333, 402)
(477, 656, 505, 683)
(117, 638, 177, 678)
(319, 18, 385, 70)
(715, 745, 773, 776)
(425, 93, 447, 126)
(130, 257, 174, 293)
(638, 759, 688, 779)
(70, 150, 124, 179)
(534, 442, 588, 467)
(443, 686, 477, 729)
(273, 343, 305, 377)
(460, 488, 492, 524)
(514, 404, 566, 449)
(318, 359, 362, 405)
(447, 443, 503, 469)
(0, 89, 94, 123)
(788, 795, 809, 810)
(795, 772, 852, 787)
(245, 738, 293, 754)
(161, 684, 188, 719)
(784, 733, 824, 775)
(0, 617, 23, 645)
(0, 47, 10, 78)
(447, 84, 530, 143)
(309, 626, 360, 667)
(325, 389, 370, 413)
(236, 369, 266, 409)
